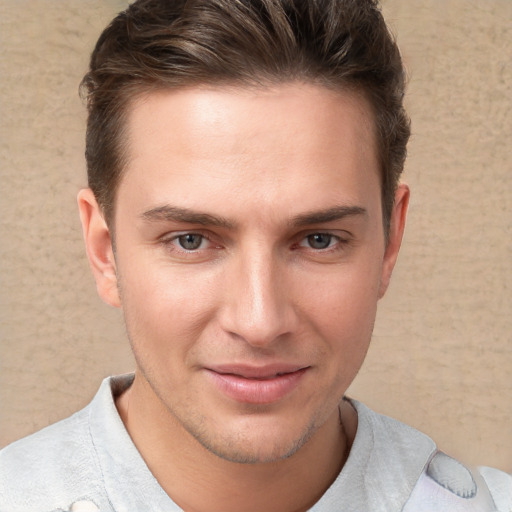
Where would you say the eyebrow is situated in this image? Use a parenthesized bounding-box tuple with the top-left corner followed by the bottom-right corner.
(140, 205, 236, 229)
(140, 204, 367, 230)
(290, 205, 367, 227)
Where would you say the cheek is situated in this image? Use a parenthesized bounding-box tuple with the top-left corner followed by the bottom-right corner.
(117, 259, 218, 354)
(296, 261, 381, 354)
(298, 259, 381, 317)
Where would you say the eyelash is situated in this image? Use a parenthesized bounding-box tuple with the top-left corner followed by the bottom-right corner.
(159, 231, 350, 256)
(297, 232, 348, 251)
(159, 231, 217, 254)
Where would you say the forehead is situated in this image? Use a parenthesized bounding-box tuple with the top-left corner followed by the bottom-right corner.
(125, 83, 376, 161)
(118, 83, 380, 223)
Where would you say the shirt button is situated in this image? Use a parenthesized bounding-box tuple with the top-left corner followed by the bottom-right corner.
(70, 501, 99, 512)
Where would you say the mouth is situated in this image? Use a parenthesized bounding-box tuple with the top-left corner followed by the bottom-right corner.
(204, 364, 309, 404)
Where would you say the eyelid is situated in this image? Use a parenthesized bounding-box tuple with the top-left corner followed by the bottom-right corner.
(293, 230, 353, 254)
(156, 229, 353, 258)
(160, 229, 209, 241)
(159, 230, 220, 253)
(297, 228, 352, 241)
(300, 233, 341, 247)
(300, 233, 337, 246)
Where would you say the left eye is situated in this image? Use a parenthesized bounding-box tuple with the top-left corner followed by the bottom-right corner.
(176, 233, 205, 250)
(301, 233, 336, 250)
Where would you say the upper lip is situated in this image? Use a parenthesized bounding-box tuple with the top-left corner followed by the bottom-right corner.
(206, 363, 309, 379)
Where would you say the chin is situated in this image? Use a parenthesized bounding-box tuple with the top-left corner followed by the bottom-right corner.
(189, 418, 318, 465)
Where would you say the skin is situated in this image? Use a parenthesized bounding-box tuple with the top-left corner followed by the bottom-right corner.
(78, 83, 409, 512)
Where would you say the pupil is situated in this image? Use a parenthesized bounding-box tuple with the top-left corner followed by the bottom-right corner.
(309, 234, 331, 249)
(179, 234, 202, 250)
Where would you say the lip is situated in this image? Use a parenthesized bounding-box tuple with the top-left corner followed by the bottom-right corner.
(204, 364, 309, 404)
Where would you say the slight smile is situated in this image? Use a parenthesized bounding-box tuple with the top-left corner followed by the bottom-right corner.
(204, 365, 310, 404)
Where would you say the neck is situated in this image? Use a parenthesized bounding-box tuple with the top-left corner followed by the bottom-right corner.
(116, 372, 356, 512)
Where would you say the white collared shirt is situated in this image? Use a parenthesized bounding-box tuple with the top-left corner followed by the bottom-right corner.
(0, 374, 510, 511)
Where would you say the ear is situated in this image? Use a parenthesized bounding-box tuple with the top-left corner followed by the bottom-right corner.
(378, 183, 410, 298)
(77, 188, 121, 308)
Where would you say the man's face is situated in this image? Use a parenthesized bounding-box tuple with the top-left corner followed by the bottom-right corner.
(82, 83, 407, 464)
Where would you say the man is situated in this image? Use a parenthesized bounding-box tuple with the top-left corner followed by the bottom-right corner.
(0, 0, 510, 510)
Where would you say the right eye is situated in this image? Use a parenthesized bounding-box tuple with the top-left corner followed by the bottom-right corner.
(158, 231, 223, 261)
(175, 233, 206, 251)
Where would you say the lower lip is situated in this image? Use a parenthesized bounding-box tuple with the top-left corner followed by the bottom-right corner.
(205, 368, 308, 404)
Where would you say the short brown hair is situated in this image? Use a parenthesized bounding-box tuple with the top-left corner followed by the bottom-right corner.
(81, 0, 410, 233)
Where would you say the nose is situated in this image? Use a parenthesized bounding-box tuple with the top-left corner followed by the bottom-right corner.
(218, 245, 298, 348)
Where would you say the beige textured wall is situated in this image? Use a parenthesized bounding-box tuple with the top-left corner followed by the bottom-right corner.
(1, 1, 511, 473)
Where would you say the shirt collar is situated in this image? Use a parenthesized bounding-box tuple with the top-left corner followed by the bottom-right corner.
(88, 374, 181, 511)
(88, 376, 436, 511)
(310, 399, 436, 511)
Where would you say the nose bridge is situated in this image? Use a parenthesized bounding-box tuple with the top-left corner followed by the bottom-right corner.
(221, 241, 294, 346)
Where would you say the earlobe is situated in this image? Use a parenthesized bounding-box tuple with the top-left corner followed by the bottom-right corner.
(77, 188, 121, 308)
(378, 183, 410, 298)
